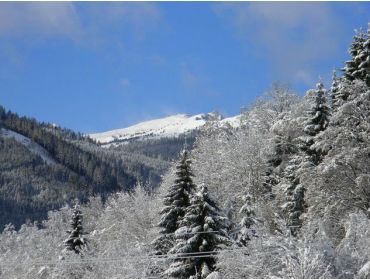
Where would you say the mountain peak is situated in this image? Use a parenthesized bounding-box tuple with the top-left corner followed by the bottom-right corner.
(89, 113, 240, 146)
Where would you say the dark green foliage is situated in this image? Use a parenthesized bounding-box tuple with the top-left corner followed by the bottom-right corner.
(282, 160, 306, 237)
(64, 205, 87, 254)
(330, 70, 340, 110)
(261, 134, 298, 199)
(165, 185, 231, 279)
(343, 29, 366, 83)
(159, 150, 196, 234)
(359, 26, 370, 86)
(154, 150, 197, 255)
(301, 82, 330, 165)
(237, 194, 257, 246)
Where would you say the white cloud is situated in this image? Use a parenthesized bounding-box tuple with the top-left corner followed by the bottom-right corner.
(0, 2, 82, 41)
(78, 2, 162, 41)
(213, 2, 345, 85)
(0, 2, 161, 42)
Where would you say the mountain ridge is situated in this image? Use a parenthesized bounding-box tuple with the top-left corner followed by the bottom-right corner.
(89, 113, 241, 146)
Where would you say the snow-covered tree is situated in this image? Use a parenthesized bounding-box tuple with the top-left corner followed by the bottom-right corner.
(309, 78, 370, 243)
(281, 157, 306, 237)
(154, 149, 197, 254)
(218, 220, 337, 279)
(301, 81, 330, 164)
(165, 184, 231, 279)
(330, 70, 341, 110)
(90, 185, 161, 278)
(159, 149, 196, 234)
(64, 204, 87, 254)
(343, 29, 366, 82)
(237, 193, 258, 246)
(357, 23, 370, 86)
(336, 212, 370, 278)
(303, 82, 330, 137)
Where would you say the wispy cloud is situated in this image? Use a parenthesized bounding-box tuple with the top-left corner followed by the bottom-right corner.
(179, 58, 221, 98)
(0, 2, 163, 72)
(82, 2, 162, 41)
(0, 2, 82, 41)
(0, 2, 161, 43)
(213, 2, 346, 85)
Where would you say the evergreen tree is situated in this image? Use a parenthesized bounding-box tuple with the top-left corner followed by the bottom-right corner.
(237, 193, 258, 246)
(343, 29, 366, 82)
(154, 150, 197, 254)
(281, 82, 329, 236)
(356, 23, 370, 86)
(281, 158, 306, 237)
(302, 81, 330, 164)
(261, 132, 297, 200)
(303, 82, 330, 137)
(165, 185, 231, 279)
(330, 70, 340, 110)
(64, 204, 87, 254)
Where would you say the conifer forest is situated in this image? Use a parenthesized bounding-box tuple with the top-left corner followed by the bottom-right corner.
(2, 12, 370, 280)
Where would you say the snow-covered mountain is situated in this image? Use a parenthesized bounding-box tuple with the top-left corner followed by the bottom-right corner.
(89, 113, 241, 145)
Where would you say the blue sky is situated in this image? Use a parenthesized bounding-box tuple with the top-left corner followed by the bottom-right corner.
(0, 2, 369, 133)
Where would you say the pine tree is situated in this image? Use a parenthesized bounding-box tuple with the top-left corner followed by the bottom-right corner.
(261, 131, 297, 200)
(343, 29, 366, 82)
(237, 194, 258, 246)
(154, 150, 197, 254)
(304, 82, 330, 137)
(356, 23, 370, 86)
(281, 83, 329, 236)
(260, 135, 284, 200)
(302, 81, 330, 163)
(64, 204, 87, 254)
(330, 70, 340, 110)
(281, 158, 306, 237)
(165, 185, 231, 279)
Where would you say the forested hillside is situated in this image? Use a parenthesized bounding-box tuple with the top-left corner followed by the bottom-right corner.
(1, 23, 370, 279)
(0, 108, 192, 229)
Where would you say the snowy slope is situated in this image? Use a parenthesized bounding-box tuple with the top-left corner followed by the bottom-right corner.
(89, 113, 241, 145)
(0, 128, 57, 165)
(220, 115, 241, 128)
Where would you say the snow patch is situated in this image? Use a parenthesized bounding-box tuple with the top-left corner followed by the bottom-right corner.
(1, 128, 57, 165)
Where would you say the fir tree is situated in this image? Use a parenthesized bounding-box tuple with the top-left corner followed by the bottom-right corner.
(237, 194, 258, 246)
(304, 82, 330, 137)
(261, 132, 297, 200)
(356, 23, 370, 86)
(330, 70, 340, 110)
(64, 204, 87, 254)
(302, 81, 330, 164)
(343, 29, 366, 83)
(281, 159, 306, 237)
(165, 185, 231, 279)
(154, 150, 197, 254)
